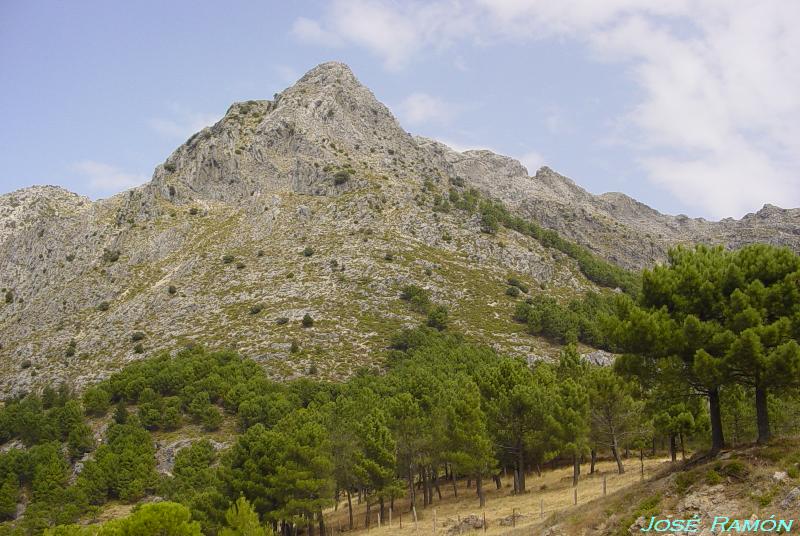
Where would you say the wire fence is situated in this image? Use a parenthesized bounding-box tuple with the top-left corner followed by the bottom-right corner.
(322, 466, 656, 535)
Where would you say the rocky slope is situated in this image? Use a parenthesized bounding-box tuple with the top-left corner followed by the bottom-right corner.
(1, 62, 798, 395)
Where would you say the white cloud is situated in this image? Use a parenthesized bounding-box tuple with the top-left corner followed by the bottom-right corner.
(519, 150, 546, 175)
(398, 93, 457, 125)
(148, 107, 220, 140)
(72, 161, 147, 197)
(291, 17, 342, 45)
(292, 0, 475, 70)
(291, 0, 800, 218)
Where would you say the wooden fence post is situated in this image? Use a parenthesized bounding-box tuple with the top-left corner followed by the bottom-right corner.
(603, 474, 607, 496)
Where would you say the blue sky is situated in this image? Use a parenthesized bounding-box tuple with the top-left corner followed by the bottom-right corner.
(1, 1, 798, 220)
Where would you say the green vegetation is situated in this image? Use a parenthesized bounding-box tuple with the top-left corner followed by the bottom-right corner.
(399, 284, 431, 313)
(101, 249, 120, 263)
(448, 188, 639, 294)
(513, 291, 614, 347)
(612, 244, 800, 451)
(333, 169, 351, 185)
(2, 243, 800, 533)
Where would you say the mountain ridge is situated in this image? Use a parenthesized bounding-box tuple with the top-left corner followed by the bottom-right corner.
(1, 61, 799, 396)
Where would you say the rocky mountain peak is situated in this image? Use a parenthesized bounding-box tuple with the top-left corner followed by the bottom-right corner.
(294, 61, 360, 89)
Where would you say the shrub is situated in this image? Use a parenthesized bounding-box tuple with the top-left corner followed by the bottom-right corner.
(4, 290, 12, 304)
(130, 331, 146, 342)
(256, 249, 265, 257)
(97, 301, 110, 311)
(290, 340, 300, 353)
(164, 163, 177, 173)
(505, 286, 521, 297)
(333, 170, 351, 185)
(102, 249, 120, 263)
(427, 305, 449, 331)
(201, 407, 222, 431)
(83, 386, 111, 416)
(249, 304, 264, 315)
(168, 285, 177, 295)
(705, 469, 722, 485)
(133, 343, 144, 354)
(308, 363, 318, 375)
(303, 246, 315, 257)
(188, 207, 199, 215)
(507, 277, 529, 293)
(275, 317, 289, 325)
(302, 314, 314, 328)
(222, 254, 235, 264)
(66, 253, 76, 262)
(384, 252, 395, 261)
(168, 185, 176, 197)
(65, 340, 77, 357)
(400, 285, 431, 313)
(480, 210, 499, 234)
(20, 360, 32, 370)
(235, 262, 246, 270)
(715, 460, 749, 480)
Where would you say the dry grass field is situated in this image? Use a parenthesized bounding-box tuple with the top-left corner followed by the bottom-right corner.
(323, 456, 672, 535)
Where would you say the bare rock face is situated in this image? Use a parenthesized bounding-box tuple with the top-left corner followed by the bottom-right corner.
(1, 61, 798, 395)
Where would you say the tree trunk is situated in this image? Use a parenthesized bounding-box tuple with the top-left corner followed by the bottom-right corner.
(651, 437, 656, 456)
(669, 433, 677, 462)
(318, 512, 325, 536)
(451, 470, 458, 498)
(432, 467, 442, 500)
(365, 499, 371, 528)
(590, 449, 596, 475)
(407, 467, 416, 510)
(535, 463, 541, 478)
(379, 496, 385, 525)
(421, 469, 429, 506)
(572, 454, 580, 487)
(708, 388, 726, 454)
(494, 474, 502, 490)
(755, 384, 771, 444)
(611, 439, 625, 474)
(640, 448, 644, 477)
(680, 432, 686, 460)
(347, 490, 354, 530)
(476, 474, 485, 507)
(516, 446, 526, 492)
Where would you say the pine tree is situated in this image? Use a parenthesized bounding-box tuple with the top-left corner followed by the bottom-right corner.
(587, 367, 642, 474)
(221, 496, 273, 536)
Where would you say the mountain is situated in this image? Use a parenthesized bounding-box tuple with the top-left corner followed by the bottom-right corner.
(1, 61, 798, 396)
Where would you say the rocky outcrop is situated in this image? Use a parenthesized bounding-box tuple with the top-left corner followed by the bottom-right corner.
(1, 62, 798, 395)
